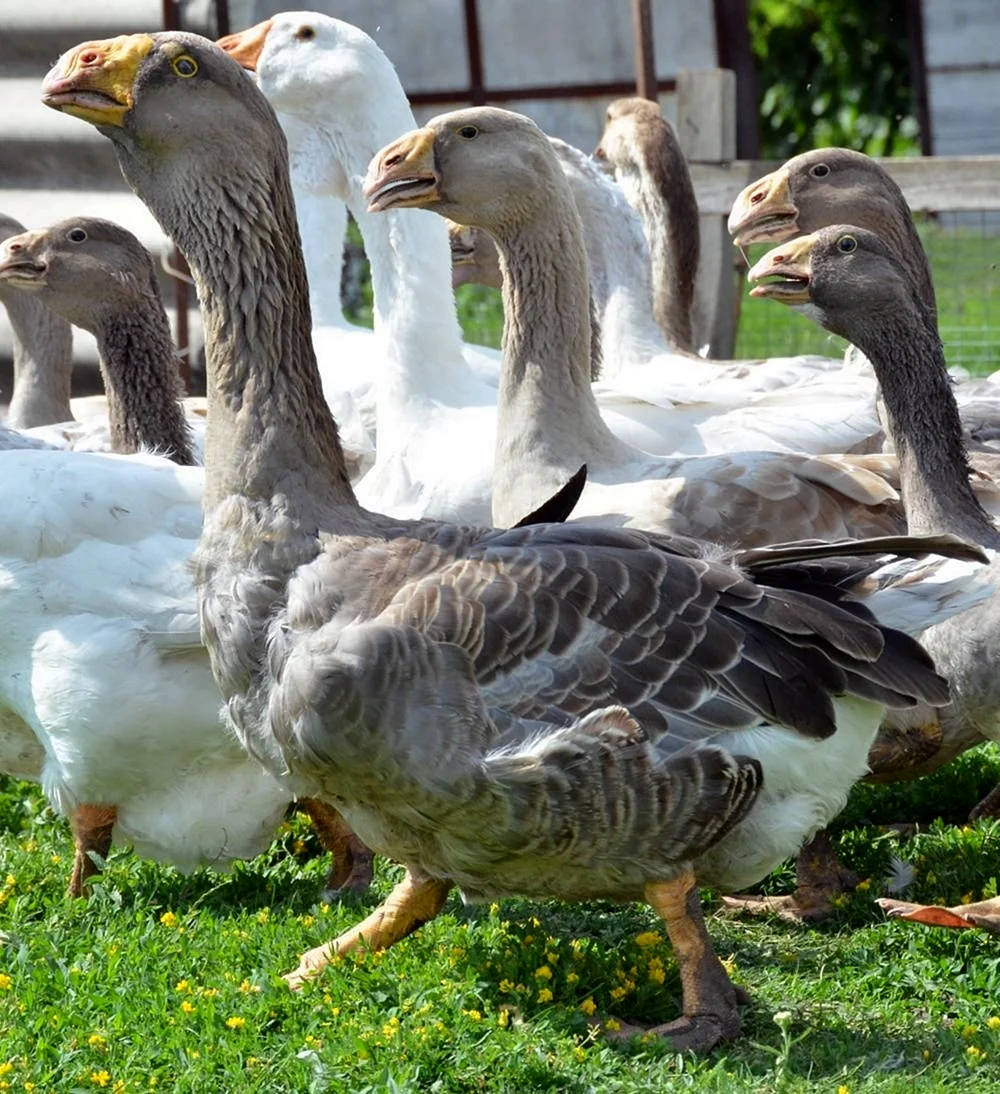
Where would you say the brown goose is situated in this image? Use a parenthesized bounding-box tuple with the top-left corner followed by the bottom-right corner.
(748, 225, 1000, 932)
(596, 96, 699, 353)
(44, 32, 991, 1050)
(0, 215, 373, 898)
(0, 218, 196, 464)
(0, 213, 74, 429)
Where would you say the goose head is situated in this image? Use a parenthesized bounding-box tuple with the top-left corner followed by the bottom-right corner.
(729, 148, 913, 249)
(218, 12, 416, 199)
(0, 217, 160, 334)
(364, 106, 562, 234)
(747, 225, 935, 350)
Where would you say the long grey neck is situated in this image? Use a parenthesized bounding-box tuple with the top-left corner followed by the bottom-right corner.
(493, 204, 632, 484)
(862, 307, 999, 546)
(94, 305, 196, 465)
(1, 288, 74, 427)
(127, 149, 355, 515)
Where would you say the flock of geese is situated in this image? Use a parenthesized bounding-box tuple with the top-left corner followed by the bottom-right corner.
(0, 10, 998, 1050)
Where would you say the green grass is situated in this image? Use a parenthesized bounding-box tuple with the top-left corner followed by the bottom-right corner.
(3, 745, 1000, 1091)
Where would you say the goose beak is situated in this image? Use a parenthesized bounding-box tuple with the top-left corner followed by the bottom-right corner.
(217, 19, 272, 71)
(447, 220, 477, 264)
(728, 168, 799, 247)
(0, 233, 47, 289)
(364, 128, 441, 213)
(746, 234, 816, 304)
(41, 34, 154, 127)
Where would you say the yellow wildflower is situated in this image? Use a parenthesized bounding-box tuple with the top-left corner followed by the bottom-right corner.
(180, 1001, 195, 1015)
(159, 912, 178, 928)
(962, 1024, 979, 1039)
(174, 980, 190, 994)
(4, 876, 14, 887)
(90, 1073, 111, 1088)
(966, 1044, 986, 1062)
(497, 1009, 510, 1028)
(238, 979, 261, 995)
(88, 1034, 108, 1050)
(574, 1046, 586, 1062)
(112, 1082, 126, 1094)
(257, 909, 270, 925)
(535, 965, 553, 980)
(225, 1016, 246, 1030)
(635, 931, 661, 948)
(961, 892, 975, 905)
(0, 1067, 11, 1079)
(648, 962, 666, 986)
(923, 1049, 933, 1061)
(298, 915, 315, 927)
(855, 878, 871, 892)
(0, 976, 12, 991)
(837, 1087, 849, 1094)
(24, 1084, 35, 1091)
(580, 997, 597, 1017)
(50, 855, 61, 865)
(199, 988, 218, 999)
(304, 1035, 322, 1048)
(530, 916, 541, 928)
(537, 988, 553, 1004)
(604, 1018, 621, 1032)
(987, 1016, 1000, 1031)
(566, 971, 579, 985)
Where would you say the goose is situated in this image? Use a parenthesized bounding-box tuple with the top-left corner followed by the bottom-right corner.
(219, 13, 887, 476)
(363, 106, 1000, 545)
(745, 225, 1000, 931)
(0, 216, 373, 896)
(594, 96, 699, 353)
(0, 212, 75, 428)
(45, 30, 997, 1048)
(727, 146, 1000, 448)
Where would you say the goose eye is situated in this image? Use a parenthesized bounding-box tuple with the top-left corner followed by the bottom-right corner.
(810, 163, 830, 178)
(458, 125, 479, 140)
(837, 234, 857, 253)
(295, 25, 315, 40)
(172, 55, 199, 78)
(67, 227, 88, 243)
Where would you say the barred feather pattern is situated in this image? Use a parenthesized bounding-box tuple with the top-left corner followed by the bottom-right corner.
(197, 501, 968, 901)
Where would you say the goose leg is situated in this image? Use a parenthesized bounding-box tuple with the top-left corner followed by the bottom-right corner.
(877, 895, 1000, 933)
(720, 830, 857, 922)
(67, 804, 117, 898)
(284, 870, 451, 989)
(296, 797, 375, 896)
(969, 780, 1000, 822)
(609, 870, 744, 1051)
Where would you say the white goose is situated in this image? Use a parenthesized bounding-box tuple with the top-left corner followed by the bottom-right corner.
(0, 216, 368, 895)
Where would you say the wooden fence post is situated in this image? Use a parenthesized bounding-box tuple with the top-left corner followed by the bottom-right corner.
(676, 69, 741, 359)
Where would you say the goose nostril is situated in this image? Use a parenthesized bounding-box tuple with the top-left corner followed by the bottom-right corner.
(79, 49, 103, 66)
(750, 190, 764, 204)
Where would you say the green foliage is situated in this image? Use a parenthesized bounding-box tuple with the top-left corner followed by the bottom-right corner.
(749, 0, 921, 158)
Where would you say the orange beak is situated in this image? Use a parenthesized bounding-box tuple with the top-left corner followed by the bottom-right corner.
(363, 128, 441, 213)
(727, 168, 799, 247)
(217, 19, 272, 71)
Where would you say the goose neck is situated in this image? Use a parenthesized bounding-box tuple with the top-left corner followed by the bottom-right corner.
(866, 309, 1000, 547)
(2, 289, 74, 428)
(94, 305, 196, 465)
